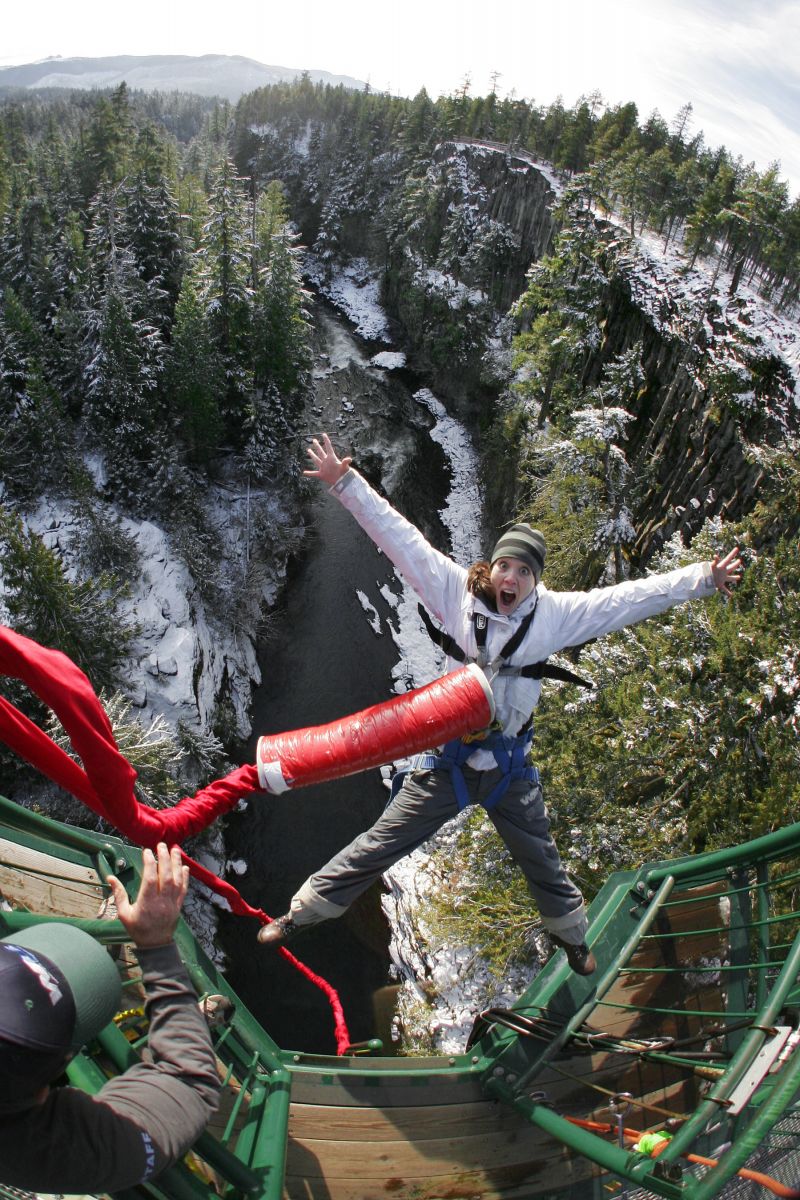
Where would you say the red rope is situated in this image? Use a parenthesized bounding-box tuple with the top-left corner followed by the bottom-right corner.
(0, 625, 353, 1053)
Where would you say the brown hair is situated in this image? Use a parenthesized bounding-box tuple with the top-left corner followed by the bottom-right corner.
(467, 560, 497, 610)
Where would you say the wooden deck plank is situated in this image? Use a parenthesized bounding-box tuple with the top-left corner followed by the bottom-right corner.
(286, 1126, 554, 1176)
(0, 864, 103, 918)
(0, 836, 104, 920)
(289, 1099, 535, 1140)
(0, 836, 99, 883)
(283, 1143, 594, 1200)
(289, 1074, 487, 1108)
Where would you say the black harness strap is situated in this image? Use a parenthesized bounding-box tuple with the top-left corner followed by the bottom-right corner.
(417, 603, 594, 690)
(524, 662, 594, 688)
(417, 605, 468, 663)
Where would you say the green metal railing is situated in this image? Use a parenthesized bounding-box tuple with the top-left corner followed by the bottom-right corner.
(0, 795, 289, 1200)
(476, 821, 800, 1198)
(2, 792, 800, 1199)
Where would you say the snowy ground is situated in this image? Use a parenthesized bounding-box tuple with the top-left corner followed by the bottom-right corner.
(304, 254, 392, 342)
(25, 482, 297, 741)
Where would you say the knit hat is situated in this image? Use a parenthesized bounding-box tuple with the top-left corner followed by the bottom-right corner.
(490, 524, 546, 580)
(0, 923, 121, 1105)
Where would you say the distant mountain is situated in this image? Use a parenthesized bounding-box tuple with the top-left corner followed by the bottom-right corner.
(0, 54, 368, 101)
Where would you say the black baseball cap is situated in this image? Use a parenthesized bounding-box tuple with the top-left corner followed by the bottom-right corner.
(0, 923, 121, 1109)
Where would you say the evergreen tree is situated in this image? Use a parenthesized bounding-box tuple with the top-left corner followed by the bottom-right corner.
(121, 132, 183, 326)
(166, 267, 223, 464)
(84, 259, 165, 502)
(720, 164, 788, 295)
(555, 98, 595, 174)
(0, 506, 131, 690)
(251, 186, 311, 401)
(80, 83, 134, 200)
(611, 148, 651, 236)
(684, 161, 738, 266)
(199, 156, 253, 439)
(511, 209, 607, 428)
(588, 101, 640, 160)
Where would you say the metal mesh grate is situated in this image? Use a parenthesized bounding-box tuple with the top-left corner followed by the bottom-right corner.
(610, 1108, 800, 1199)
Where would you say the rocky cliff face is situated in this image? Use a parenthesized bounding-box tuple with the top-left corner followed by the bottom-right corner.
(243, 123, 798, 547)
(583, 225, 798, 558)
(380, 141, 560, 411)
(407, 146, 798, 553)
(431, 140, 560, 308)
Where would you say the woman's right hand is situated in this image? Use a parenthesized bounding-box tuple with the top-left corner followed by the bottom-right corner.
(304, 433, 352, 486)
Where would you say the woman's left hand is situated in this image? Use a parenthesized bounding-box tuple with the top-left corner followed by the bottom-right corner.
(711, 547, 743, 596)
(304, 433, 352, 486)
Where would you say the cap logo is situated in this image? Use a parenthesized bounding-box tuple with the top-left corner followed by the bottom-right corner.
(6, 945, 65, 1006)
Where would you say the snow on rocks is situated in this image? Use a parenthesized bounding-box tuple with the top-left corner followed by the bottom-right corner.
(413, 388, 483, 567)
(370, 351, 407, 370)
(14, 476, 302, 966)
(356, 589, 382, 635)
(114, 508, 261, 738)
(304, 254, 392, 341)
(21, 491, 268, 741)
(384, 819, 534, 1053)
(601, 216, 799, 410)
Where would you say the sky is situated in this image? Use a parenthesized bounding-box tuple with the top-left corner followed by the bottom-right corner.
(3, 0, 799, 198)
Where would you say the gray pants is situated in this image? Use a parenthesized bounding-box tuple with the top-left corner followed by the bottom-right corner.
(290, 765, 588, 944)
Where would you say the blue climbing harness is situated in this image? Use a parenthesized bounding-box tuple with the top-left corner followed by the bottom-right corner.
(412, 726, 539, 812)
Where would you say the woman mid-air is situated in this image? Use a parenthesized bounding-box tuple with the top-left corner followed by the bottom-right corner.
(258, 434, 741, 975)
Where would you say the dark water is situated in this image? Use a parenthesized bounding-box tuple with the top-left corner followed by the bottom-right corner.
(220, 306, 451, 1054)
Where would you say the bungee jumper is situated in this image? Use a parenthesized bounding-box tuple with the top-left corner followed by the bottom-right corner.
(257, 433, 743, 976)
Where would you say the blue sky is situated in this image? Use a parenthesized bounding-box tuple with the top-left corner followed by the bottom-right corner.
(4, 0, 799, 197)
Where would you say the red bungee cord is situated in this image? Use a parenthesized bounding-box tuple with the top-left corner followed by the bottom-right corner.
(0, 625, 494, 1055)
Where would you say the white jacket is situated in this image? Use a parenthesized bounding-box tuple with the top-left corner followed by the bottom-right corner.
(332, 469, 715, 768)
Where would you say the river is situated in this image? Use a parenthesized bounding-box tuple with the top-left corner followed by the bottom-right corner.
(220, 303, 468, 1054)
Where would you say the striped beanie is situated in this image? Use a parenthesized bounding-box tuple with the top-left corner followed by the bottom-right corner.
(490, 524, 546, 580)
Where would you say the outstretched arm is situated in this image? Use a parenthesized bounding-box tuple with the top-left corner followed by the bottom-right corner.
(303, 431, 467, 624)
(537, 547, 744, 658)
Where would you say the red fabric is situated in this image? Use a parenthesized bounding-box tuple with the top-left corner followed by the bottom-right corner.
(257, 664, 494, 789)
(0, 625, 353, 1053)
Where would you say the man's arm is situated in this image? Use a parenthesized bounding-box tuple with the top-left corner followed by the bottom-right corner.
(18, 943, 220, 1194)
(0, 845, 221, 1195)
(92, 844, 221, 1181)
(84, 941, 221, 1186)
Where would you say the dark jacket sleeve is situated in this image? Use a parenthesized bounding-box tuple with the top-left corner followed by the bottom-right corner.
(0, 942, 221, 1194)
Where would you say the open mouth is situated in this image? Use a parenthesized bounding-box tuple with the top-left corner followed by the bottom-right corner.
(500, 589, 516, 608)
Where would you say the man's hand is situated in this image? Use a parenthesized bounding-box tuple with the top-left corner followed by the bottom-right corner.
(303, 433, 352, 486)
(107, 843, 189, 949)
